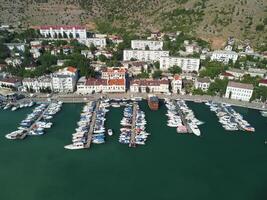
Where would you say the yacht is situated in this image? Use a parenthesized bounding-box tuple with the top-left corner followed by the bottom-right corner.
(108, 129, 113, 136)
(64, 142, 85, 150)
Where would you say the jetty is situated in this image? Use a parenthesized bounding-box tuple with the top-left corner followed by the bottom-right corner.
(18, 104, 50, 139)
(175, 101, 192, 133)
(129, 103, 137, 147)
(85, 101, 100, 148)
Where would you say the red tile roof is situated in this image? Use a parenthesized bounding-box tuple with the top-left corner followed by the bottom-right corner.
(259, 79, 267, 84)
(108, 79, 125, 86)
(40, 25, 85, 30)
(67, 67, 77, 73)
(228, 81, 254, 90)
(85, 78, 107, 86)
(222, 72, 234, 77)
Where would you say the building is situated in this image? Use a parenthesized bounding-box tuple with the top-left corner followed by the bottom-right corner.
(22, 76, 53, 92)
(259, 79, 267, 87)
(194, 77, 211, 92)
(101, 68, 126, 80)
(219, 72, 235, 80)
(5, 58, 22, 67)
(121, 61, 148, 76)
(246, 68, 267, 78)
(226, 69, 245, 79)
(211, 50, 238, 63)
(39, 25, 87, 39)
(78, 38, 107, 48)
(130, 79, 169, 93)
(123, 50, 169, 62)
(225, 81, 254, 102)
(52, 67, 78, 93)
(76, 77, 126, 94)
(159, 56, 200, 72)
(171, 75, 182, 93)
(81, 50, 94, 59)
(4, 43, 25, 52)
(0, 77, 22, 89)
(131, 40, 163, 50)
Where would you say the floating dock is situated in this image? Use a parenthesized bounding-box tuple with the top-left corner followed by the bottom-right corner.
(84, 101, 100, 149)
(175, 101, 192, 134)
(129, 103, 137, 147)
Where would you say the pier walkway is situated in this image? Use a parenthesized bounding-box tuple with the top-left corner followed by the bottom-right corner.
(175, 101, 192, 134)
(129, 103, 137, 147)
(19, 104, 50, 139)
(85, 101, 100, 149)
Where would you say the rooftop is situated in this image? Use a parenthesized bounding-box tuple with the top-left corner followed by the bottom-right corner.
(228, 81, 254, 90)
(40, 25, 86, 30)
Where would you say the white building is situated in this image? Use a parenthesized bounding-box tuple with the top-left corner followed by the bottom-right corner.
(4, 43, 25, 52)
(0, 77, 22, 89)
(159, 56, 200, 72)
(123, 50, 169, 62)
(246, 68, 266, 78)
(130, 79, 169, 93)
(226, 69, 245, 79)
(225, 81, 254, 102)
(211, 50, 238, 63)
(194, 77, 211, 92)
(22, 76, 53, 92)
(131, 40, 163, 50)
(39, 25, 87, 39)
(171, 75, 182, 93)
(76, 77, 126, 94)
(52, 67, 78, 93)
(78, 38, 107, 48)
(81, 50, 94, 59)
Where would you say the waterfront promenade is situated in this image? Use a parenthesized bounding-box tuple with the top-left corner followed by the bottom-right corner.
(26, 92, 267, 111)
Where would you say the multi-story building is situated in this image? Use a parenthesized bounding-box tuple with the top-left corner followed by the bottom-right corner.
(78, 38, 107, 48)
(225, 81, 254, 101)
(211, 50, 238, 63)
(76, 77, 126, 94)
(22, 76, 53, 92)
(4, 43, 25, 52)
(259, 79, 267, 87)
(130, 79, 169, 93)
(171, 75, 182, 93)
(39, 25, 87, 39)
(52, 67, 78, 93)
(159, 56, 200, 72)
(194, 77, 211, 92)
(226, 69, 245, 79)
(131, 40, 163, 50)
(123, 50, 169, 62)
(101, 68, 126, 80)
(0, 77, 22, 89)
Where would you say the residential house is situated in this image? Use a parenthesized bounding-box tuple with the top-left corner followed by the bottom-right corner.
(0, 77, 22, 89)
(259, 79, 267, 87)
(171, 75, 182, 94)
(226, 69, 245, 79)
(194, 77, 211, 92)
(211, 50, 238, 63)
(22, 75, 53, 92)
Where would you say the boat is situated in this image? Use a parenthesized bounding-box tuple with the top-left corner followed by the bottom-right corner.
(148, 95, 159, 111)
(64, 142, 85, 150)
(261, 110, 267, 117)
(108, 129, 113, 136)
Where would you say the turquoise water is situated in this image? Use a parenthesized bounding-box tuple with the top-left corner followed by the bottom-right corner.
(0, 102, 267, 200)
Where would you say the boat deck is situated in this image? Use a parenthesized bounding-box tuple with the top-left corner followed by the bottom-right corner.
(175, 101, 192, 134)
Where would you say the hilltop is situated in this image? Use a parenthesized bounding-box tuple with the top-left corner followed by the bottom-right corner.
(0, 0, 266, 49)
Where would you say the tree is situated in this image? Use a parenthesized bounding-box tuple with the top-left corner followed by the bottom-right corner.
(256, 24, 264, 31)
(152, 70, 162, 79)
(200, 61, 228, 79)
(145, 45, 150, 50)
(98, 54, 107, 62)
(168, 65, 182, 75)
(0, 43, 10, 61)
(89, 43, 97, 52)
(207, 78, 229, 97)
(154, 61, 160, 69)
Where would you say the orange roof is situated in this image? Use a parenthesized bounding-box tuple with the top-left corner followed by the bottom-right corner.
(108, 79, 125, 86)
(173, 75, 181, 80)
(103, 68, 126, 73)
(67, 67, 77, 73)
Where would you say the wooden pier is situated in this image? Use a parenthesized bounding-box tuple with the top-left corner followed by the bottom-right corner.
(175, 101, 192, 134)
(84, 101, 100, 149)
(129, 103, 138, 147)
(19, 104, 50, 139)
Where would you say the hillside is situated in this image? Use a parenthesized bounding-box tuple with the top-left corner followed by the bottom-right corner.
(0, 0, 266, 48)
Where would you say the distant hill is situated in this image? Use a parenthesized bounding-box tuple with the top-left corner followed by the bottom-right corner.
(0, 0, 266, 49)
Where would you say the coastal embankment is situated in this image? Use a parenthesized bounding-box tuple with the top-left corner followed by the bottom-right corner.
(24, 92, 267, 111)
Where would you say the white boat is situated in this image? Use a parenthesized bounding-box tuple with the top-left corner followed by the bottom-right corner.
(64, 142, 85, 150)
(189, 123, 201, 136)
(261, 111, 267, 117)
(108, 129, 113, 136)
(11, 106, 18, 111)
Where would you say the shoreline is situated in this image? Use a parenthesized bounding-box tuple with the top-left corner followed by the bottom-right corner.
(24, 93, 267, 111)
